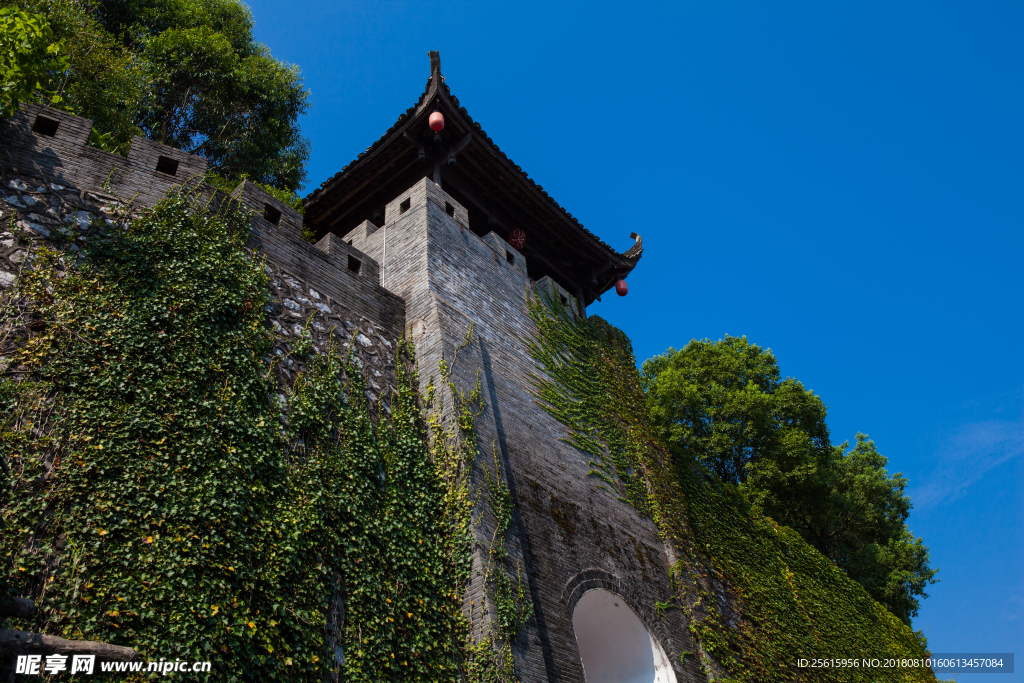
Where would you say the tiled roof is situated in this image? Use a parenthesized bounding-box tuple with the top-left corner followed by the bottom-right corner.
(303, 58, 642, 266)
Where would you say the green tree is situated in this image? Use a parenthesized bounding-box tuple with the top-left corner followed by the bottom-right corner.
(139, 23, 308, 189)
(0, 6, 66, 117)
(101, 0, 309, 190)
(1, 0, 308, 191)
(2, 0, 152, 151)
(642, 336, 832, 486)
(822, 435, 938, 624)
(642, 337, 937, 624)
(49, 0, 148, 152)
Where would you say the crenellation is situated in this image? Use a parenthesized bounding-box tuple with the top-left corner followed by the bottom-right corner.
(313, 232, 380, 283)
(16, 101, 92, 145)
(482, 231, 528, 275)
(534, 276, 579, 319)
(341, 219, 382, 264)
(231, 179, 302, 236)
(124, 134, 208, 184)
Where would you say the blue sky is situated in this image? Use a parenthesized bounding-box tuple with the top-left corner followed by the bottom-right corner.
(244, 1, 1023, 676)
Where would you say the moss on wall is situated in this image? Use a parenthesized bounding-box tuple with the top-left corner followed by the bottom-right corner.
(525, 294, 936, 683)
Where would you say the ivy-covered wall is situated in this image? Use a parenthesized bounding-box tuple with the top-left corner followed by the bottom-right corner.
(0, 102, 945, 683)
(0, 182, 508, 681)
(525, 295, 937, 683)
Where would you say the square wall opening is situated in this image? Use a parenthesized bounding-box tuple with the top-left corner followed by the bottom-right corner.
(32, 116, 59, 137)
(155, 156, 179, 176)
(263, 204, 282, 226)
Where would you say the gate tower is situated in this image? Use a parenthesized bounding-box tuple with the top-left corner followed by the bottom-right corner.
(303, 53, 705, 683)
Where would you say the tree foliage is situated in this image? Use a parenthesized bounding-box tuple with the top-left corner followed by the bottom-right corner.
(642, 335, 831, 485)
(0, 6, 66, 117)
(527, 302, 934, 682)
(1, 0, 308, 190)
(817, 435, 939, 626)
(642, 337, 937, 624)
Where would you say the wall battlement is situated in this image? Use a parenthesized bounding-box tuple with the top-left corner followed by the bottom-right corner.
(0, 103, 405, 345)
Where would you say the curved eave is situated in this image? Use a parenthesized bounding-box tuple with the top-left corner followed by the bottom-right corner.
(303, 58, 642, 302)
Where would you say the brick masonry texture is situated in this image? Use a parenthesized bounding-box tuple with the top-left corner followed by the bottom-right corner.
(0, 104, 705, 682)
(376, 177, 704, 682)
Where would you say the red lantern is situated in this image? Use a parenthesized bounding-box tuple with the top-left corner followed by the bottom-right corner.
(429, 111, 445, 132)
(615, 279, 628, 296)
(508, 228, 525, 250)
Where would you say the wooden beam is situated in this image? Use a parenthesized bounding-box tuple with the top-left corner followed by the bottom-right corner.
(449, 133, 473, 158)
(324, 155, 422, 229)
(309, 123, 420, 223)
(452, 152, 565, 233)
(528, 251, 580, 294)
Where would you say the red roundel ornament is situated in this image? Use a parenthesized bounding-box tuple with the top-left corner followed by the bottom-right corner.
(429, 111, 445, 132)
(508, 228, 526, 250)
(615, 279, 628, 296)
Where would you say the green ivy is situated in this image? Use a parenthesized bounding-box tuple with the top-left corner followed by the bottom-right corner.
(285, 328, 470, 682)
(422, 326, 532, 683)
(0, 189, 489, 682)
(0, 6, 68, 117)
(2, 191, 321, 680)
(482, 446, 532, 654)
(524, 291, 937, 683)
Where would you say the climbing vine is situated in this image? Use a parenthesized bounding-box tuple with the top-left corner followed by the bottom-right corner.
(482, 446, 532, 645)
(525, 291, 937, 683)
(1, 190, 326, 680)
(525, 294, 650, 514)
(0, 187, 501, 682)
(284, 325, 469, 682)
(423, 325, 531, 683)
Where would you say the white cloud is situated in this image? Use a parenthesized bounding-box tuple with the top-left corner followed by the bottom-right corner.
(909, 412, 1024, 511)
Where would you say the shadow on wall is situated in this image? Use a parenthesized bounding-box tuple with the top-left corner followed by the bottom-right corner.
(572, 588, 677, 683)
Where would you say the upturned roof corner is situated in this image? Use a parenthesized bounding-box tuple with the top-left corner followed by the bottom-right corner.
(302, 51, 642, 304)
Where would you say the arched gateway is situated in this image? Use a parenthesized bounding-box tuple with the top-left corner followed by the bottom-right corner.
(572, 589, 677, 683)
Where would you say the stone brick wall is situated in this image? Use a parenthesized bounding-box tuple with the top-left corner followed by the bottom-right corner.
(226, 180, 403, 341)
(0, 102, 208, 209)
(374, 177, 705, 682)
(0, 105, 405, 351)
(534, 276, 580, 320)
(0, 103, 705, 683)
(0, 175, 132, 378)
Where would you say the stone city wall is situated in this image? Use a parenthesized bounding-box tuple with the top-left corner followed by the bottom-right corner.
(0, 103, 403, 412)
(0, 102, 705, 683)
